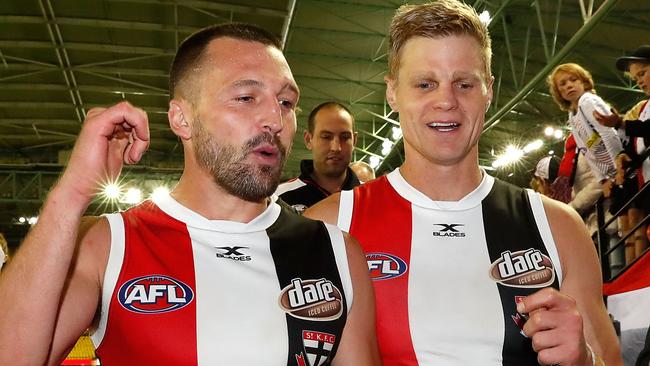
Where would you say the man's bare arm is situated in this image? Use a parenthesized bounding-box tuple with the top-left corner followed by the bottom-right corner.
(332, 233, 380, 365)
(544, 197, 622, 366)
(0, 102, 149, 365)
(520, 197, 622, 366)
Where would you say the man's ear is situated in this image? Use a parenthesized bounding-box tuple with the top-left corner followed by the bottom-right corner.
(168, 100, 192, 140)
(304, 130, 313, 150)
(352, 131, 358, 145)
(384, 76, 398, 112)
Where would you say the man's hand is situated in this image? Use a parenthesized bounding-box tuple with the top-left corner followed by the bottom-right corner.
(594, 108, 623, 129)
(518, 287, 591, 366)
(58, 101, 150, 207)
(615, 153, 632, 186)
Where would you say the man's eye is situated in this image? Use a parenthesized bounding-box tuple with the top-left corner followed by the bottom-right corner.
(279, 100, 294, 109)
(417, 82, 433, 89)
(236, 96, 254, 102)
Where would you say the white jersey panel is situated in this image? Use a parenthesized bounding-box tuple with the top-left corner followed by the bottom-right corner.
(408, 204, 505, 365)
(92, 213, 126, 348)
(189, 228, 288, 365)
(526, 190, 564, 284)
(324, 223, 354, 311)
(337, 189, 354, 232)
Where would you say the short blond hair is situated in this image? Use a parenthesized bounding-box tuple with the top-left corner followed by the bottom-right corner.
(547, 63, 596, 111)
(387, 0, 492, 81)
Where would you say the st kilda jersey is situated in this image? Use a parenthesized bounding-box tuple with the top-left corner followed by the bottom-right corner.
(337, 169, 562, 366)
(91, 195, 352, 365)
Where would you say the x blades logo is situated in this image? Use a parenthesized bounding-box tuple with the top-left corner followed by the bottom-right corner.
(432, 223, 466, 237)
(214, 246, 252, 262)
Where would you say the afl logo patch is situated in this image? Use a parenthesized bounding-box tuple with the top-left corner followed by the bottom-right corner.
(366, 252, 408, 281)
(489, 249, 555, 288)
(278, 278, 343, 321)
(117, 275, 194, 314)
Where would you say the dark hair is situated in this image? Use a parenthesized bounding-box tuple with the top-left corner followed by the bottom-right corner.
(169, 23, 282, 99)
(307, 101, 354, 133)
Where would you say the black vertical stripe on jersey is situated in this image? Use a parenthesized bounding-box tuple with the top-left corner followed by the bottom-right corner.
(482, 180, 561, 366)
(268, 203, 348, 366)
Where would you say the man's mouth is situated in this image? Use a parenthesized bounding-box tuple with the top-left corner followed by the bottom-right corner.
(427, 121, 460, 132)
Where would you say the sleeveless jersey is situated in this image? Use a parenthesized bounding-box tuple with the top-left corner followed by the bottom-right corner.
(92, 195, 352, 366)
(337, 170, 562, 366)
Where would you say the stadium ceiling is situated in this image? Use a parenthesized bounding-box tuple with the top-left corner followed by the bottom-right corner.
(0, 0, 648, 244)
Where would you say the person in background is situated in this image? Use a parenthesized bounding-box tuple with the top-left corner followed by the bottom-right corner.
(595, 45, 650, 262)
(548, 63, 623, 194)
(530, 155, 560, 196)
(276, 101, 360, 213)
(307, 0, 621, 364)
(350, 160, 376, 183)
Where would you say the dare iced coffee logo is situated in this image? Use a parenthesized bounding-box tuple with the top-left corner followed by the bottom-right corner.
(489, 249, 555, 288)
(278, 278, 343, 321)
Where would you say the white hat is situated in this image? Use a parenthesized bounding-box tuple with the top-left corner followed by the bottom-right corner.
(534, 156, 559, 181)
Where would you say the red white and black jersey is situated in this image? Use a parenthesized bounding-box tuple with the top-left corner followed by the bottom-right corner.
(337, 170, 562, 366)
(91, 195, 352, 366)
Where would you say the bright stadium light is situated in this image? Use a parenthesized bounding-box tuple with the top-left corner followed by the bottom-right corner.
(123, 188, 142, 204)
(479, 10, 491, 25)
(381, 140, 393, 155)
(391, 127, 402, 140)
(523, 139, 543, 153)
(151, 186, 170, 203)
(103, 183, 121, 199)
(369, 155, 381, 168)
(544, 126, 555, 136)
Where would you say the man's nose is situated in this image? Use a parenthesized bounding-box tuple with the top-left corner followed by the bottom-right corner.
(330, 137, 342, 151)
(261, 98, 283, 134)
(431, 83, 458, 111)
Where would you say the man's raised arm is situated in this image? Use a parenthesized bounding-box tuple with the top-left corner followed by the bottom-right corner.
(0, 102, 149, 365)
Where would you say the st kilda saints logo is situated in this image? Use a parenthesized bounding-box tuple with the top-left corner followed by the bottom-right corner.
(118, 275, 194, 314)
(295, 330, 336, 366)
(489, 249, 555, 288)
(278, 278, 343, 321)
(433, 223, 466, 237)
(214, 246, 252, 262)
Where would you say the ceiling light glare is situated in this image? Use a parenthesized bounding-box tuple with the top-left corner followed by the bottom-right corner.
(548, 150, 555, 155)
(492, 145, 524, 168)
(553, 129, 564, 139)
(369, 156, 381, 168)
(479, 10, 491, 25)
(151, 186, 170, 203)
(123, 188, 142, 204)
(544, 126, 555, 136)
(391, 127, 402, 140)
(103, 183, 121, 199)
(28, 216, 38, 225)
(523, 139, 543, 153)
(18, 216, 26, 224)
(381, 140, 393, 155)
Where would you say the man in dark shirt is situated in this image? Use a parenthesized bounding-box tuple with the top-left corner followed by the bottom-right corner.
(276, 101, 360, 212)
